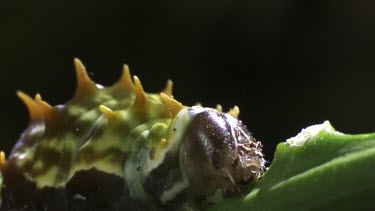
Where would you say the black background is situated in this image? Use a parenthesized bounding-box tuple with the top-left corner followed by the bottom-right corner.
(1, 1, 375, 161)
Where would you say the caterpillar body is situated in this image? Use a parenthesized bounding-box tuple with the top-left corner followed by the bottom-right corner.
(0, 59, 265, 211)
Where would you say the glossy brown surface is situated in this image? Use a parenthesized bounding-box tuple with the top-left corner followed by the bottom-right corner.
(181, 110, 264, 195)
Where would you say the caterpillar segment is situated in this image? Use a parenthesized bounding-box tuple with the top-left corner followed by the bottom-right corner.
(0, 59, 265, 211)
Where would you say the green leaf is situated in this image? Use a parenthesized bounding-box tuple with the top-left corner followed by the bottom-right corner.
(209, 121, 375, 211)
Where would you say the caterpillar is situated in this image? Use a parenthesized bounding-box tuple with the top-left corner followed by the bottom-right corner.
(0, 59, 265, 211)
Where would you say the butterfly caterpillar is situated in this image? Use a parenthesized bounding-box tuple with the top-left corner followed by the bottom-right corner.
(0, 59, 265, 211)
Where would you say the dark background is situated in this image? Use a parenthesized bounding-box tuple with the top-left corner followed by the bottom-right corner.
(1, 1, 375, 161)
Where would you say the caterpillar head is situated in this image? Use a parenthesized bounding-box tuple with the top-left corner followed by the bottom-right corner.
(177, 106, 265, 195)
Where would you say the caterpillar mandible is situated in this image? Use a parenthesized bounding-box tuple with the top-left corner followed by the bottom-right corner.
(0, 59, 265, 211)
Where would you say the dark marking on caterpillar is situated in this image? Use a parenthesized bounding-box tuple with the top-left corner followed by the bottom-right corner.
(0, 58, 265, 211)
(149, 147, 155, 160)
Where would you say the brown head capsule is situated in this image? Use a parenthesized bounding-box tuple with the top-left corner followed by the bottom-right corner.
(180, 108, 265, 195)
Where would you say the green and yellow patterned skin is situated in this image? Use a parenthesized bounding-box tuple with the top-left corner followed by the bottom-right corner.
(0, 59, 265, 211)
